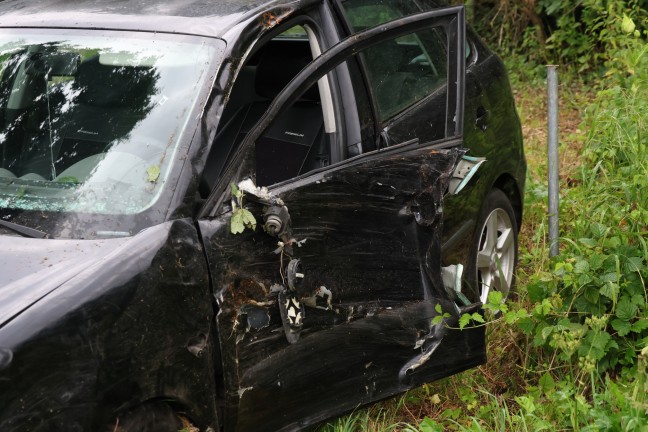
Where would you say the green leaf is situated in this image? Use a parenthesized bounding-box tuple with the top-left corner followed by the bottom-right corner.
(611, 318, 632, 337)
(230, 210, 245, 234)
(622, 14, 636, 34)
(527, 281, 547, 302)
(432, 304, 449, 325)
(590, 222, 607, 238)
(574, 259, 590, 274)
(517, 317, 535, 334)
(471, 312, 485, 324)
(504, 308, 529, 325)
(599, 272, 618, 283)
(603, 237, 621, 248)
(630, 294, 645, 307)
(589, 253, 607, 270)
(533, 298, 553, 317)
(514, 396, 536, 413)
(631, 319, 648, 334)
(458, 313, 472, 330)
(583, 286, 600, 304)
(482, 290, 507, 313)
(503, 311, 516, 324)
(419, 417, 443, 432)
(616, 297, 638, 321)
(541, 325, 556, 341)
(578, 273, 593, 286)
(146, 165, 160, 183)
(538, 372, 555, 394)
(579, 238, 598, 248)
(240, 208, 257, 230)
(624, 256, 644, 273)
(578, 330, 612, 361)
(599, 282, 619, 303)
(230, 208, 256, 234)
(488, 290, 503, 304)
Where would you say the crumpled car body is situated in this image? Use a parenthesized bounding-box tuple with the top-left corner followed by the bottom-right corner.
(0, 0, 525, 431)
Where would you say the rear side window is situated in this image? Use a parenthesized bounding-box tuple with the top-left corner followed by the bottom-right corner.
(341, 0, 448, 121)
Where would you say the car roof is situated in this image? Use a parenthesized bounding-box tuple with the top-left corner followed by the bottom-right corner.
(0, 0, 311, 39)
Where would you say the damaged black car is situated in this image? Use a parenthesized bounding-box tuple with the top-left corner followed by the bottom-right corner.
(0, 0, 525, 431)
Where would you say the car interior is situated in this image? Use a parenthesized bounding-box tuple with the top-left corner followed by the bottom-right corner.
(200, 26, 330, 196)
(0, 50, 156, 182)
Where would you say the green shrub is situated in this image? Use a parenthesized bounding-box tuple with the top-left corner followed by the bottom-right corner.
(468, 0, 647, 80)
(523, 40, 647, 373)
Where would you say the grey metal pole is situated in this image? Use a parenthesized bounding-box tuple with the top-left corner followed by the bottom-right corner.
(547, 65, 560, 257)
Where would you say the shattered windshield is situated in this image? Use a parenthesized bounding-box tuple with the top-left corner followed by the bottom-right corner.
(0, 31, 216, 215)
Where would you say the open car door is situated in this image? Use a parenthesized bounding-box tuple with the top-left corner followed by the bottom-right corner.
(197, 6, 485, 432)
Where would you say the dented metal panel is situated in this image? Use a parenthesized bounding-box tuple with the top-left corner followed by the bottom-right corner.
(0, 220, 218, 431)
(199, 142, 486, 431)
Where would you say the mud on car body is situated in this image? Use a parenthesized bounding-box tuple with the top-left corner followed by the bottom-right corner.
(0, 0, 525, 431)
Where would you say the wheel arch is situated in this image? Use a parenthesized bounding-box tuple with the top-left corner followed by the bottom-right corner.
(492, 173, 523, 232)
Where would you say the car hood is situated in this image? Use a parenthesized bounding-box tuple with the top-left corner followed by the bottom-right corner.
(0, 234, 131, 329)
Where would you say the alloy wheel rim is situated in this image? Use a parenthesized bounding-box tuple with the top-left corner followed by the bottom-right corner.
(476, 208, 515, 304)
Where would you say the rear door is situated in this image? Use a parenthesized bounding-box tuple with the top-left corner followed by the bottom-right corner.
(198, 6, 484, 431)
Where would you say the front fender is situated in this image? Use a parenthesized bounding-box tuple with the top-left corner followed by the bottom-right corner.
(0, 220, 217, 431)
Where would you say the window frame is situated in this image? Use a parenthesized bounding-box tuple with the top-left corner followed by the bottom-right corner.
(332, 0, 465, 145)
(198, 6, 466, 219)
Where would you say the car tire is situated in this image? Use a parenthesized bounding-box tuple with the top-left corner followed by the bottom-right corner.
(108, 401, 183, 432)
(466, 188, 518, 305)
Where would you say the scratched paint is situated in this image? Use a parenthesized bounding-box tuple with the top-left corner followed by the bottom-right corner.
(198, 144, 486, 431)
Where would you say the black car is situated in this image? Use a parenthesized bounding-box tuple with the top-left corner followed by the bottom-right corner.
(0, 0, 525, 430)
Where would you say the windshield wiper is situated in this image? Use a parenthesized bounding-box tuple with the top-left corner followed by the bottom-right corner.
(0, 219, 48, 239)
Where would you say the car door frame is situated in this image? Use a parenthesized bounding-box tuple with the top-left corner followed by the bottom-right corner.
(199, 6, 466, 219)
(196, 6, 482, 432)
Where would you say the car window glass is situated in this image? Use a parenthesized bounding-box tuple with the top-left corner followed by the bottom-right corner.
(343, 57, 375, 154)
(0, 31, 217, 215)
(202, 24, 328, 192)
(277, 25, 308, 38)
(341, 0, 448, 121)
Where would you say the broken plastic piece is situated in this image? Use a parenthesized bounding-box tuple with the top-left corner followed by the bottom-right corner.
(278, 289, 305, 344)
(441, 264, 470, 306)
(302, 286, 333, 310)
(447, 156, 486, 195)
(237, 178, 284, 205)
(399, 323, 446, 383)
(286, 259, 305, 292)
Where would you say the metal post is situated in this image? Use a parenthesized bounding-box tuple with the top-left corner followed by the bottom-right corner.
(547, 65, 560, 258)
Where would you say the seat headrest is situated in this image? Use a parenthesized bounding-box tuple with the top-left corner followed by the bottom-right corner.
(74, 57, 156, 109)
(255, 41, 319, 101)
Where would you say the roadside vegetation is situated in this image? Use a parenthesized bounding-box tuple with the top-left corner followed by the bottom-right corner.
(319, 1, 647, 430)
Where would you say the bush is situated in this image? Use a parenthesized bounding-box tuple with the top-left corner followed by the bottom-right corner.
(468, 0, 648, 79)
